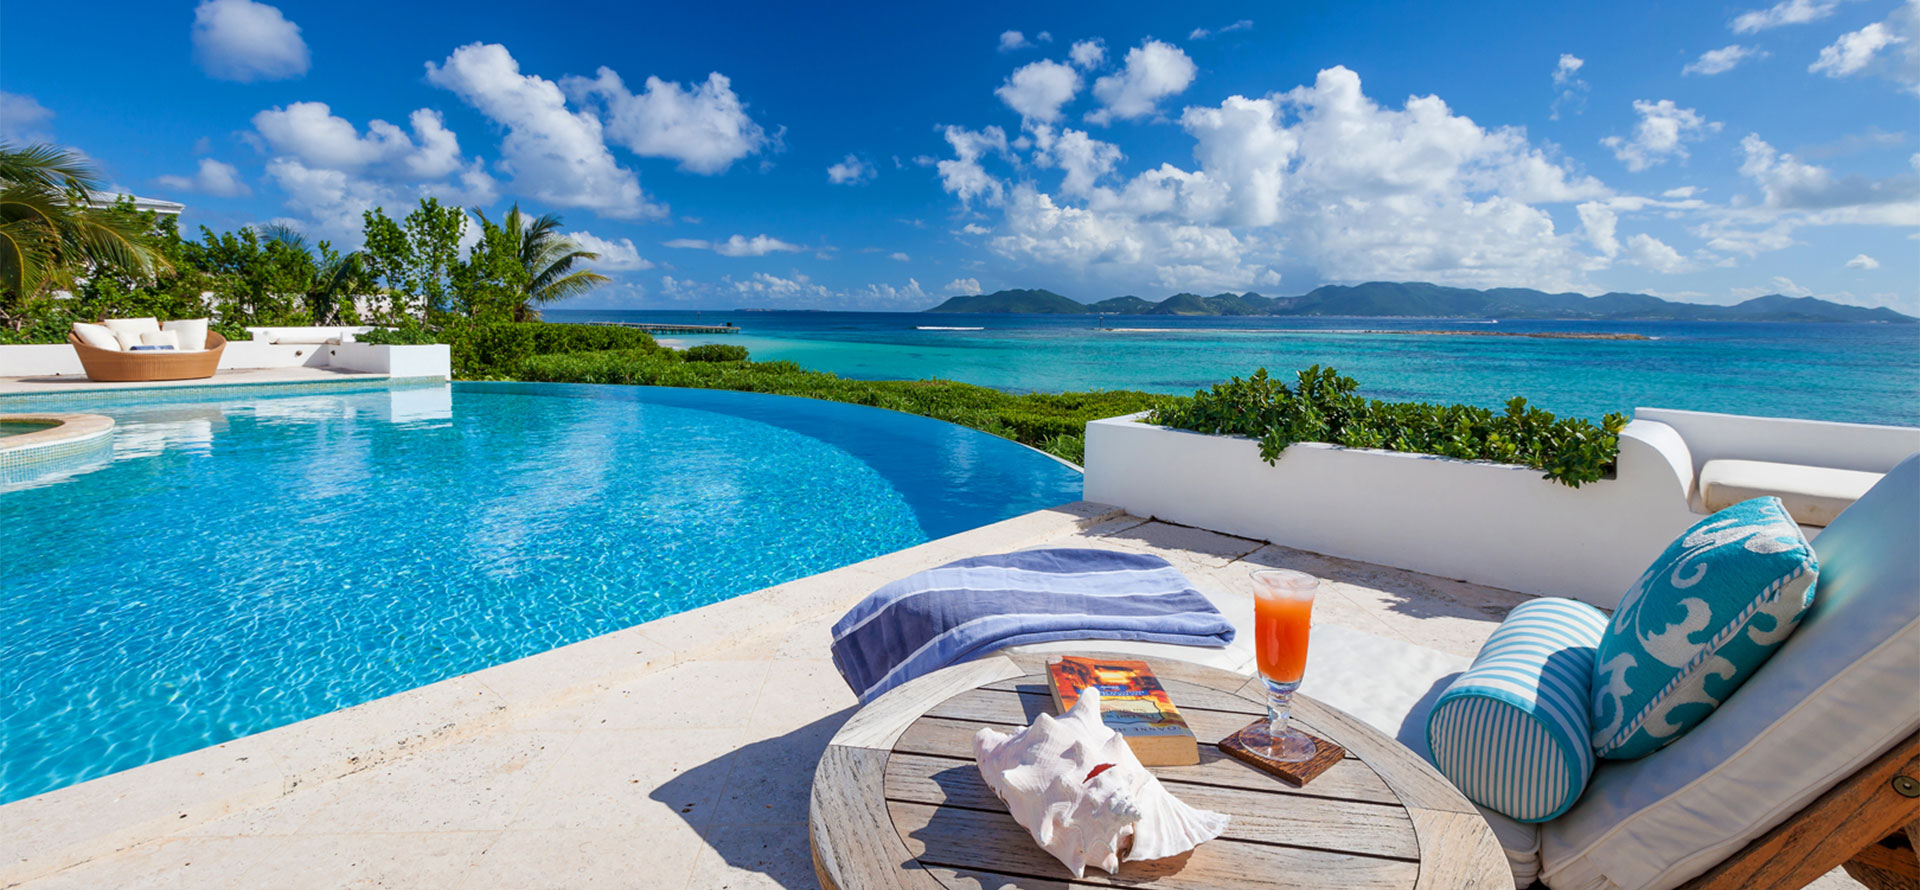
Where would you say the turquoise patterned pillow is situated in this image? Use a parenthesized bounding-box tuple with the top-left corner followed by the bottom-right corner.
(1591, 496, 1818, 760)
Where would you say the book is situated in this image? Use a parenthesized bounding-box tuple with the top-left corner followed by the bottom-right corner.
(1046, 656, 1200, 766)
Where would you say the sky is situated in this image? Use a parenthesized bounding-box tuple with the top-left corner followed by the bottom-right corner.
(2, 0, 1916, 312)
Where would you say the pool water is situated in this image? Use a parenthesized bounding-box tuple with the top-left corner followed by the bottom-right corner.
(0, 382, 1083, 803)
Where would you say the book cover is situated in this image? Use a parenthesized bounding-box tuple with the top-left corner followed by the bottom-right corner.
(1046, 656, 1199, 766)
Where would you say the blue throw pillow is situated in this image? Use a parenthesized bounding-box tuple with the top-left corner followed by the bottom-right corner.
(1591, 496, 1818, 760)
(1427, 597, 1609, 823)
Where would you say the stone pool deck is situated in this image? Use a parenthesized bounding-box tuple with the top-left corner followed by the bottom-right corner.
(0, 366, 399, 398)
(1, 502, 1864, 890)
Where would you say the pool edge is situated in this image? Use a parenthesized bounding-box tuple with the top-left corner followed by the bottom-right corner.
(0, 499, 1123, 885)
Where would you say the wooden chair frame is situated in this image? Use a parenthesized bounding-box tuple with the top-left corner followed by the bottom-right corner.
(1679, 729, 1920, 890)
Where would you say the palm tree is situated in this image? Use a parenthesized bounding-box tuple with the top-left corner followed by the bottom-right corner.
(0, 143, 170, 306)
(258, 224, 367, 325)
(497, 204, 608, 321)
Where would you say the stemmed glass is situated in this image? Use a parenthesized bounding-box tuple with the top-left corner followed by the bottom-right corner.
(1245, 569, 1319, 762)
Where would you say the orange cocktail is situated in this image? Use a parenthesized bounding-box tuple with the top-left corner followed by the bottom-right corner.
(1255, 589, 1313, 683)
(1248, 569, 1320, 762)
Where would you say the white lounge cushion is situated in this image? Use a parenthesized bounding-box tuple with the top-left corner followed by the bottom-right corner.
(71, 322, 120, 351)
(1301, 624, 1542, 888)
(1541, 454, 1920, 890)
(140, 330, 180, 349)
(161, 317, 209, 351)
(1699, 458, 1880, 527)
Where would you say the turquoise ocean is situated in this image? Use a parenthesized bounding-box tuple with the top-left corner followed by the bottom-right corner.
(544, 310, 1920, 427)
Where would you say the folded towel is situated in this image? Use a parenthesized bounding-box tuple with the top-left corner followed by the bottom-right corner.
(830, 548, 1236, 703)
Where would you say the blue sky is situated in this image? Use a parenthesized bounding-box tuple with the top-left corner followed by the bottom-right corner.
(3, 0, 1915, 311)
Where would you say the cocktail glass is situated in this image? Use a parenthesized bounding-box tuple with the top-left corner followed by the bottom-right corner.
(1246, 568, 1319, 762)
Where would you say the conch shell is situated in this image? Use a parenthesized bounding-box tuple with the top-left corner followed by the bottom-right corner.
(972, 687, 1231, 878)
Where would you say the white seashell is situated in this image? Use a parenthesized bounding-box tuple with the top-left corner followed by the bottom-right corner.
(973, 687, 1231, 878)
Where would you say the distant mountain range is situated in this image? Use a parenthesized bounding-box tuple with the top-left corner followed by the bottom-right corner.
(924, 282, 1916, 323)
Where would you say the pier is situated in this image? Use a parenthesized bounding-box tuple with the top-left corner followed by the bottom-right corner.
(592, 322, 740, 335)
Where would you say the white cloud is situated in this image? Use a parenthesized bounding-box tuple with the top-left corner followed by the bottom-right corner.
(1189, 20, 1253, 40)
(945, 277, 983, 294)
(1623, 233, 1693, 273)
(933, 125, 1010, 206)
(1602, 99, 1721, 171)
(663, 234, 804, 257)
(569, 230, 653, 271)
(1035, 127, 1123, 195)
(1662, 186, 1702, 198)
(730, 271, 831, 299)
(959, 223, 991, 235)
(889, 252, 910, 261)
(191, 0, 309, 82)
(1732, 0, 1839, 33)
(858, 278, 928, 304)
(998, 31, 1043, 52)
(1810, 21, 1903, 77)
(965, 66, 1610, 293)
(0, 92, 54, 143)
(427, 43, 659, 219)
(260, 158, 493, 246)
(1767, 275, 1814, 296)
(1069, 39, 1106, 69)
(1551, 54, 1588, 120)
(827, 154, 874, 184)
(996, 60, 1082, 124)
(252, 103, 466, 179)
(1846, 252, 1881, 269)
(1738, 134, 1920, 222)
(155, 158, 251, 197)
(1684, 44, 1767, 75)
(563, 69, 770, 174)
(1577, 202, 1620, 257)
(1088, 40, 1197, 124)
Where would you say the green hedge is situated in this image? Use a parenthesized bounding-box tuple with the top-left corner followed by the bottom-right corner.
(683, 343, 749, 362)
(359, 321, 661, 377)
(1150, 365, 1626, 487)
(514, 348, 1166, 464)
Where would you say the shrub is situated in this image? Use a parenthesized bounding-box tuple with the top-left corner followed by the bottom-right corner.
(682, 343, 749, 363)
(515, 348, 1167, 465)
(358, 321, 661, 378)
(1150, 365, 1626, 487)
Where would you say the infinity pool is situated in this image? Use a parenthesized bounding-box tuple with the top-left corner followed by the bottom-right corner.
(0, 382, 1083, 802)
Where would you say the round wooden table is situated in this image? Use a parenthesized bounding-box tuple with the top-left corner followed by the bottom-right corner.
(810, 652, 1512, 890)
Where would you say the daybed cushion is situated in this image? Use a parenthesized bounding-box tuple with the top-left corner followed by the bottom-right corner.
(1591, 496, 1817, 760)
(1541, 454, 1920, 890)
(1700, 458, 1881, 527)
(101, 317, 159, 337)
(161, 317, 209, 351)
(1301, 623, 1540, 888)
(140, 330, 180, 349)
(71, 322, 119, 351)
(1428, 598, 1608, 822)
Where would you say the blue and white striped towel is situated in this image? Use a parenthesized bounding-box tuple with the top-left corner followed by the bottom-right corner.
(829, 548, 1236, 703)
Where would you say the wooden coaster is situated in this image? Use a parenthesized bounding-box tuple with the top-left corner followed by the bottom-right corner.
(1218, 720, 1346, 787)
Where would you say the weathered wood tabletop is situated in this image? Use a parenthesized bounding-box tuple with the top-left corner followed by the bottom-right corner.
(809, 652, 1512, 890)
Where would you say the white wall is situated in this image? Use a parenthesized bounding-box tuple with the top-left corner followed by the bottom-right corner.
(1081, 413, 1841, 609)
(0, 345, 84, 377)
(1634, 407, 1919, 476)
(0, 332, 449, 381)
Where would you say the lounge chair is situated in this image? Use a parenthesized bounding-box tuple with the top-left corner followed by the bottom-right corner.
(1301, 453, 1919, 889)
(67, 331, 227, 382)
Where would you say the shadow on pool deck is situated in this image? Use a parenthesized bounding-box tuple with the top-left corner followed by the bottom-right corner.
(654, 709, 854, 889)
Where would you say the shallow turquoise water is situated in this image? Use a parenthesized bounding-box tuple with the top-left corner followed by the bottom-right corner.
(550, 311, 1920, 427)
(0, 382, 1082, 803)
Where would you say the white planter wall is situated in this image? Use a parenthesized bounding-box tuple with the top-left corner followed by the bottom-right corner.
(0, 345, 84, 377)
(1084, 415, 1708, 609)
(0, 333, 449, 381)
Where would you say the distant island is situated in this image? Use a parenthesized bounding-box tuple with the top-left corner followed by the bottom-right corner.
(924, 282, 1916, 324)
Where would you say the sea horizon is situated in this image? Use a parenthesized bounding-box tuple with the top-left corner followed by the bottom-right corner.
(546, 308, 1920, 428)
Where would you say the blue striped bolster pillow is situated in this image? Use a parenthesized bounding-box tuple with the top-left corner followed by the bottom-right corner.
(1426, 597, 1609, 823)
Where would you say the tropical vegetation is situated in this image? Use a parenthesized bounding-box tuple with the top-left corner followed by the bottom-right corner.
(1151, 365, 1627, 486)
(0, 141, 610, 343)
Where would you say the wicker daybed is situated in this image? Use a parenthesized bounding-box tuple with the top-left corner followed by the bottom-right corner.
(67, 331, 227, 382)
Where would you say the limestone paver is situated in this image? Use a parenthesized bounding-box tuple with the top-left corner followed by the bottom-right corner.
(506, 729, 742, 831)
(686, 824, 820, 890)
(458, 824, 707, 890)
